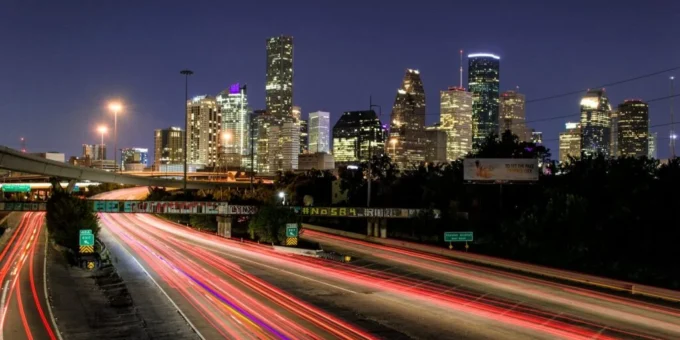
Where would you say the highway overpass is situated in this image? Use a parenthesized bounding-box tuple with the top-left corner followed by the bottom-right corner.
(0, 146, 253, 189)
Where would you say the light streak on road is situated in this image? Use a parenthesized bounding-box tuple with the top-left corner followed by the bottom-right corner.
(0, 212, 56, 340)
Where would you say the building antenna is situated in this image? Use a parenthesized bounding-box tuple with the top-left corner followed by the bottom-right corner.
(671, 76, 676, 158)
(459, 49, 463, 88)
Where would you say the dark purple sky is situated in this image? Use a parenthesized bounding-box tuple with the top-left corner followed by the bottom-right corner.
(1, 0, 678, 160)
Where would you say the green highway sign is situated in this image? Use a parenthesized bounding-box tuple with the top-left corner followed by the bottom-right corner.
(79, 229, 95, 247)
(92, 201, 106, 212)
(285, 223, 298, 238)
(92, 201, 119, 212)
(444, 231, 473, 242)
(0, 184, 31, 193)
(106, 201, 119, 212)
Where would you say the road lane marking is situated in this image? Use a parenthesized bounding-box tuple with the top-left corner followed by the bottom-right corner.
(43, 229, 63, 340)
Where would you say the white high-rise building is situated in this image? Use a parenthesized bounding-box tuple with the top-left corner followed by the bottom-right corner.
(217, 83, 249, 168)
(308, 111, 330, 153)
(440, 87, 473, 160)
(187, 95, 221, 166)
(499, 90, 528, 141)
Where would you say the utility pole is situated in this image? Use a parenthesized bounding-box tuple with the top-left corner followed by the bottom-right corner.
(368, 97, 382, 207)
(671, 76, 676, 158)
(180, 69, 193, 196)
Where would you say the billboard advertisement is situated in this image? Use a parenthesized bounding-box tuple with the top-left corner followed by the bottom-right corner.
(463, 158, 539, 181)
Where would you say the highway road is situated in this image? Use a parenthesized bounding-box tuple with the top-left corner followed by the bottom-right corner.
(0, 212, 58, 340)
(302, 228, 680, 340)
(95, 187, 680, 339)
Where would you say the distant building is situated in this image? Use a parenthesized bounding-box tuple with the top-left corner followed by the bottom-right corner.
(82, 144, 94, 159)
(332, 110, 386, 165)
(559, 122, 581, 163)
(308, 111, 330, 153)
(299, 119, 309, 154)
(268, 119, 299, 172)
(580, 89, 612, 157)
(649, 131, 658, 158)
(266, 35, 294, 116)
(610, 110, 619, 157)
(440, 87, 473, 160)
(531, 130, 543, 145)
(499, 90, 528, 141)
(617, 99, 649, 158)
(390, 69, 427, 168)
(217, 83, 249, 168)
(292, 105, 302, 121)
(425, 125, 447, 164)
(154, 127, 185, 170)
(120, 147, 149, 171)
(31, 152, 65, 163)
(187, 95, 221, 166)
(468, 53, 500, 145)
(298, 152, 335, 170)
(83, 144, 106, 161)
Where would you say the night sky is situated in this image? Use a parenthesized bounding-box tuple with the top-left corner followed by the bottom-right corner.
(1, 0, 679, 160)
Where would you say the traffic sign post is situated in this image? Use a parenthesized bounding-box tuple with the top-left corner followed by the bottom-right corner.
(444, 232, 473, 250)
(79, 229, 95, 253)
(285, 223, 298, 246)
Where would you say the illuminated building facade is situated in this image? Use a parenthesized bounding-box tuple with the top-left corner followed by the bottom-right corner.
(299, 119, 308, 154)
(580, 89, 612, 157)
(531, 130, 543, 145)
(425, 124, 447, 163)
(610, 110, 619, 157)
(559, 122, 581, 163)
(120, 147, 148, 170)
(268, 119, 299, 172)
(389, 69, 426, 168)
(292, 106, 301, 121)
(468, 53, 500, 145)
(332, 110, 386, 164)
(217, 83, 249, 168)
(153, 127, 185, 169)
(187, 95, 221, 166)
(265, 35, 293, 117)
(648, 131, 658, 158)
(439, 87, 473, 160)
(309, 111, 330, 153)
(499, 90, 528, 141)
(617, 99, 649, 157)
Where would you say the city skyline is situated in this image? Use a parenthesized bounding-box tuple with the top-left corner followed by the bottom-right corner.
(1, 1, 678, 161)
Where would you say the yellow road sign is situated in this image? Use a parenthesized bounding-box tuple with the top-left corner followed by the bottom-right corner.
(285, 237, 298, 246)
(79, 245, 94, 253)
(87, 261, 95, 270)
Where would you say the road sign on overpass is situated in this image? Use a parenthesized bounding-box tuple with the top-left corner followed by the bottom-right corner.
(0, 200, 441, 219)
(444, 232, 473, 242)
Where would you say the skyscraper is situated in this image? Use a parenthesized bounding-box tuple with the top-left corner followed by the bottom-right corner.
(268, 119, 299, 172)
(292, 106, 301, 121)
(531, 130, 543, 145)
(499, 90, 528, 141)
(440, 87, 473, 161)
(251, 111, 289, 173)
(154, 127, 185, 170)
(187, 95, 221, 166)
(308, 111, 330, 153)
(120, 147, 148, 171)
(332, 110, 386, 164)
(610, 110, 619, 157)
(468, 53, 500, 145)
(617, 99, 649, 158)
(425, 125, 447, 164)
(648, 131, 658, 158)
(265, 35, 293, 117)
(299, 119, 309, 154)
(580, 89, 612, 157)
(217, 83, 249, 168)
(390, 69, 426, 168)
(559, 122, 581, 163)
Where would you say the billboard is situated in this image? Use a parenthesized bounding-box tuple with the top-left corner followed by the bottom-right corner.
(299, 207, 441, 219)
(463, 158, 539, 181)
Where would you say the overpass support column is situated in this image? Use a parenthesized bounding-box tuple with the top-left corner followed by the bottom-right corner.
(372, 218, 380, 237)
(379, 219, 387, 238)
(216, 215, 232, 238)
(65, 179, 77, 193)
(366, 219, 373, 236)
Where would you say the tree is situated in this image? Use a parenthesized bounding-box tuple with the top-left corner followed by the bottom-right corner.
(46, 179, 99, 253)
(247, 205, 297, 244)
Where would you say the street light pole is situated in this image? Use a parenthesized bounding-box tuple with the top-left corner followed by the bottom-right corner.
(180, 69, 194, 196)
(368, 97, 382, 208)
(108, 102, 122, 172)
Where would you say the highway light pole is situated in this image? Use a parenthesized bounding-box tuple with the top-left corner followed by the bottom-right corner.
(108, 102, 122, 172)
(180, 69, 194, 195)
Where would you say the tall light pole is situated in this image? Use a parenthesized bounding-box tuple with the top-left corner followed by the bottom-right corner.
(671, 76, 676, 158)
(108, 102, 122, 172)
(97, 125, 108, 168)
(180, 69, 194, 195)
(367, 98, 381, 207)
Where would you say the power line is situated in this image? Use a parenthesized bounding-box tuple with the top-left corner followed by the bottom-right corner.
(525, 65, 680, 104)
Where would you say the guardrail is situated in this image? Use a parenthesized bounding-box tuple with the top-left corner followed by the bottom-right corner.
(301, 224, 680, 303)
